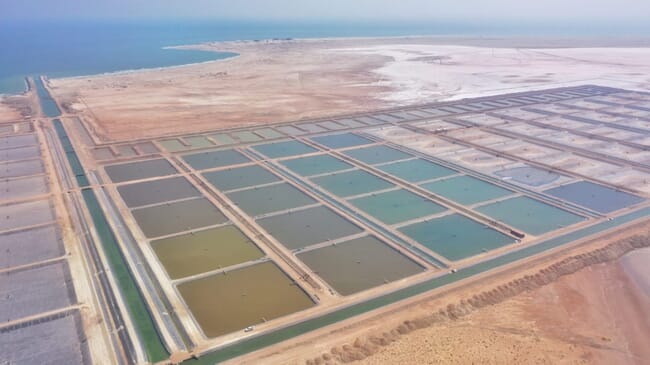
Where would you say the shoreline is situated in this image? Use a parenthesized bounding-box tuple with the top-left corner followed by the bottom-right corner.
(47, 34, 650, 83)
(0, 77, 31, 98)
(49, 50, 240, 82)
(0, 47, 239, 96)
(177, 33, 650, 47)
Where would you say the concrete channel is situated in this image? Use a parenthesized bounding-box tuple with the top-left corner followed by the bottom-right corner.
(35, 77, 170, 364)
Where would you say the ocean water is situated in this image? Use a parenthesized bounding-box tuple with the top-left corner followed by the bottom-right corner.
(2, 20, 649, 95)
(0, 22, 236, 94)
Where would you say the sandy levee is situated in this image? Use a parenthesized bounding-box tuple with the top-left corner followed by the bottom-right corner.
(47, 36, 650, 142)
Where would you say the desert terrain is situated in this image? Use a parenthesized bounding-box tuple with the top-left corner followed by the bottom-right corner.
(0, 94, 30, 122)
(355, 251, 650, 365)
(48, 37, 650, 142)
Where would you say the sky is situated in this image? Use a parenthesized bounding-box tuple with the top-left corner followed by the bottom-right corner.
(3, 0, 650, 25)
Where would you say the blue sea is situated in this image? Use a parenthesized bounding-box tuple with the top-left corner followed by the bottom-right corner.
(2, 20, 649, 95)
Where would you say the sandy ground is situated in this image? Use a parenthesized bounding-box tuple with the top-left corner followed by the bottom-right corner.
(621, 248, 650, 297)
(356, 258, 650, 365)
(230, 224, 650, 365)
(48, 37, 650, 142)
(0, 95, 28, 122)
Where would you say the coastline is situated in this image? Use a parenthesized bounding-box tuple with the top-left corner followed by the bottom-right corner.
(32, 34, 650, 91)
(0, 47, 238, 96)
(5, 33, 650, 98)
(53, 49, 239, 82)
(174, 34, 650, 49)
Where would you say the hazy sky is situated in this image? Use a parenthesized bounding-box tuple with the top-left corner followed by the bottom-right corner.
(4, 0, 650, 24)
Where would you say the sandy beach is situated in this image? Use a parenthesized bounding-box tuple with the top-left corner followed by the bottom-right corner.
(47, 36, 650, 142)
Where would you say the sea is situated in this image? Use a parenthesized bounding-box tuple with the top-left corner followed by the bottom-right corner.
(2, 20, 649, 95)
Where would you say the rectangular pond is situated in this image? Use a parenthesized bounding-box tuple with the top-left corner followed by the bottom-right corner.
(279, 154, 353, 177)
(227, 183, 317, 217)
(349, 189, 447, 225)
(251, 140, 318, 159)
(310, 133, 374, 149)
(298, 235, 424, 296)
(104, 158, 178, 183)
(333, 119, 366, 128)
(0, 199, 54, 231)
(177, 261, 314, 338)
(0, 146, 40, 162)
(342, 145, 413, 165)
(476, 196, 586, 236)
(182, 149, 251, 171)
(311, 169, 394, 198)
(317, 121, 347, 131)
(0, 262, 74, 321)
(254, 128, 285, 139)
(203, 165, 280, 191)
(0, 160, 44, 179)
(0, 225, 63, 270)
(398, 213, 514, 261)
(152, 225, 264, 279)
(544, 181, 644, 213)
(135, 142, 159, 154)
(232, 131, 262, 143)
(0, 125, 15, 134)
(377, 159, 457, 183)
(0, 175, 48, 201)
(420, 175, 514, 205)
(210, 134, 236, 146)
(495, 165, 563, 188)
(131, 198, 228, 238)
(0, 134, 38, 148)
(297, 123, 327, 133)
(117, 176, 201, 208)
(159, 139, 186, 153)
(256, 205, 363, 250)
(276, 126, 307, 136)
(116, 145, 138, 157)
(92, 147, 114, 161)
(0, 312, 86, 365)
(185, 136, 215, 149)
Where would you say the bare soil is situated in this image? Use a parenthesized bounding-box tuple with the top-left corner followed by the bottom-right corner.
(0, 95, 30, 122)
